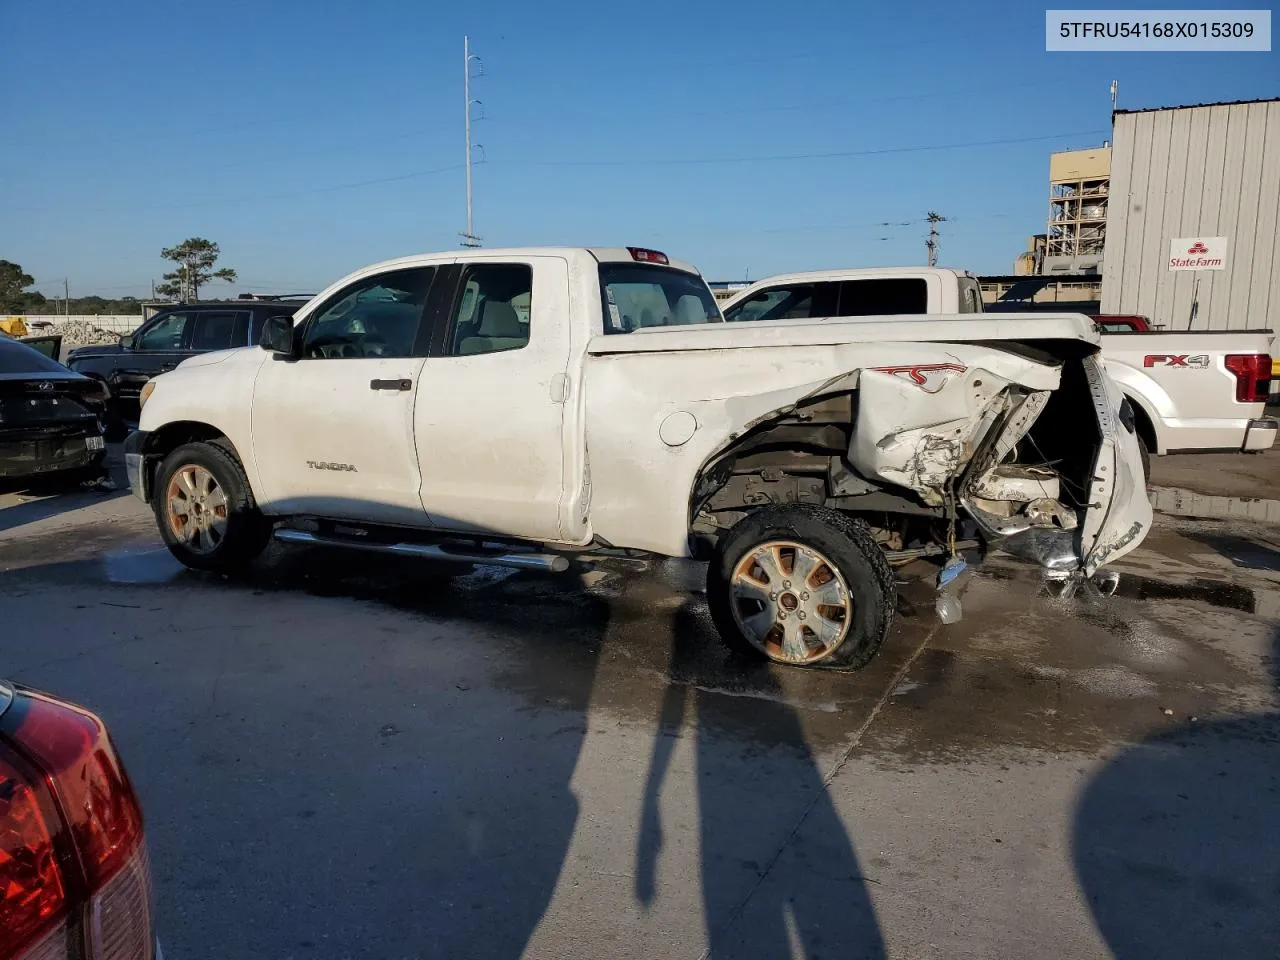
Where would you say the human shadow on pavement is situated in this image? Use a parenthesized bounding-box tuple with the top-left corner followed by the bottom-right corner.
(231, 547, 612, 960)
(1183, 528, 1280, 573)
(1073, 623, 1280, 957)
(636, 601, 886, 959)
(2, 544, 610, 960)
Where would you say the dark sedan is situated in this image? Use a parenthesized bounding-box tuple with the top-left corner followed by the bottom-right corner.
(0, 334, 109, 482)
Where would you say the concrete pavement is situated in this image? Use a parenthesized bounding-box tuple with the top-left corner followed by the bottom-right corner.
(1, 472, 1277, 958)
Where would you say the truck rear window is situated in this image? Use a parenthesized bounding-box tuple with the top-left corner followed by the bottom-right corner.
(599, 264, 721, 334)
(725, 278, 929, 322)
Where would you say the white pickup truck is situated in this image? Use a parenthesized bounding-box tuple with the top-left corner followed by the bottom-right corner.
(125, 247, 1150, 670)
(722, 267, 1277, 466)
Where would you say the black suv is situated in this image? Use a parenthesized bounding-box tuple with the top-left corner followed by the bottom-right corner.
(66, 297, 306, 428)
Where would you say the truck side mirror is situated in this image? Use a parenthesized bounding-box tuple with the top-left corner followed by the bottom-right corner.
(261, 315, 296, 358)
(119, 333, 135, 349)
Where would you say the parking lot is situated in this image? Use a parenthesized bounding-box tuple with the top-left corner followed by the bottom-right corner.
(2, 449, 1278, 959)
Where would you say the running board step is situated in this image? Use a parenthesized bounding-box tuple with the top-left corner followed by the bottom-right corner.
(272, 528, 571, 573)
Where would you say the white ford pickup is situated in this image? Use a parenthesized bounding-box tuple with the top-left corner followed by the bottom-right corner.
(125, 247, 1150, 670)
(722, 267, 1277, 464)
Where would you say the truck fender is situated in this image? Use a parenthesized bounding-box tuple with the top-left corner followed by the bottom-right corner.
(1100, 362, 1168, 455)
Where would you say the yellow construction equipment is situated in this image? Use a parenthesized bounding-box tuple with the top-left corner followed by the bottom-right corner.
(0, 317, 29, 337)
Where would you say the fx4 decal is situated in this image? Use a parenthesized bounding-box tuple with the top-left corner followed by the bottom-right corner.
(1143, 354, 1211, 369)
(307, 460, 358, 472)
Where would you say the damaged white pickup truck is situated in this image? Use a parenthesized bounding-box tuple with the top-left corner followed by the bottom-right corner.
(125, 246, 1151, 669)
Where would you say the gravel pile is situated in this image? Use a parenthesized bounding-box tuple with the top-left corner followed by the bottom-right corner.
(58, 319, 123, 348)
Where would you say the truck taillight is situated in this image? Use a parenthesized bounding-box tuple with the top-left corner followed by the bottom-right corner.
(1224, 353, 1272, 403)
(0, 691, 153, 960)
(627, 247, 669, 265)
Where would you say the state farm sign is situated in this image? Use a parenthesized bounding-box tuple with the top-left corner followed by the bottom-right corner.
(1169, 236, 1227, 271)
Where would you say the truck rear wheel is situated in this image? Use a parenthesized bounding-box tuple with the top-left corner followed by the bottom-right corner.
(707, 505, 895, 670)
(154, 441, 272, 572)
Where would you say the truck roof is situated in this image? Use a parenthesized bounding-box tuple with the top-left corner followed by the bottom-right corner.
(337, 246, 703, 279)
(734, 266, 976, 287)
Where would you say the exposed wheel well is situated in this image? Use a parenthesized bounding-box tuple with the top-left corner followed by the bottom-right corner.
(686, 391, 948, 559)
(139, 422, 241, 499)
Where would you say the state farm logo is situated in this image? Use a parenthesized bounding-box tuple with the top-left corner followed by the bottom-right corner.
(1169, 236, 1226, 271)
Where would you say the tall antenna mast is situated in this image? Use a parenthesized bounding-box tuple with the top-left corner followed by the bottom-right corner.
(925, 211, 947, 266)
(461, 36, 483, 248)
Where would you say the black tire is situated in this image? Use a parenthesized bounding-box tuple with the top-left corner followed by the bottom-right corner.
(1136, 433, 1151, 484)
(154, 440, 272, 572)
(707, 505, 895, 670)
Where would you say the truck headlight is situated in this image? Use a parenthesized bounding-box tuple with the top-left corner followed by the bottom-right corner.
(138, 380, 157, 412)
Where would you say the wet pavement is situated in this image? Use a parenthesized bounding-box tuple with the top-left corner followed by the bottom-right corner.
(1149, 447, 1279, 501)
(1, 467, 1277, 959)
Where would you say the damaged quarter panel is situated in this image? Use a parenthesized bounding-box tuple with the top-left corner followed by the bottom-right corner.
(582, 327, 1066, 558)
(581, 341, 863, 555)
(851, 358, 1059, 506)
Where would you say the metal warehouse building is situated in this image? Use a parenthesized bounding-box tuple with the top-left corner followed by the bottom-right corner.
(1101, 98, 1280, 339)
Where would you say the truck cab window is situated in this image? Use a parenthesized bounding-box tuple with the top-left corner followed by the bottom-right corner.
(835, 278, 929, 316)
(448, 263, 533, 356)
(302, 267, 435, 359)
(598, 264, 721, 333)
(723, 282, 839, 322)
(958, 278, 984, 314)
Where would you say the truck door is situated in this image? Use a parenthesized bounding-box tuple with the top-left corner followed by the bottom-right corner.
(413, 256, 570, 541)
(249, 266, 439, 526)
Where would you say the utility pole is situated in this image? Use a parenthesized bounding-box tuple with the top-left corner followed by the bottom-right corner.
(64, 278, 69, 319)
(925, 212, 947, 267)
(461, 36, 484, 248)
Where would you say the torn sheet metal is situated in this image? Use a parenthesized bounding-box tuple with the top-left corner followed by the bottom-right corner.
(850, 366, 1014, 506)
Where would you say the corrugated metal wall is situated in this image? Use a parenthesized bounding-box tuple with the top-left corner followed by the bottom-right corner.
(1101, 100, 1280, 337)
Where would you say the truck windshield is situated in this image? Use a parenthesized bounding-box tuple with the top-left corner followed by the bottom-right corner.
(599, 264, 722, 334)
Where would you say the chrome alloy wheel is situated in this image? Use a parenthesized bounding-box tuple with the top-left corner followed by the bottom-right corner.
(165, 464, 229, 555)
(729, 540, 853, 664)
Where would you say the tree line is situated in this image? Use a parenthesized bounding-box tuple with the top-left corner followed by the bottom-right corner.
(1, 238, 237, 314)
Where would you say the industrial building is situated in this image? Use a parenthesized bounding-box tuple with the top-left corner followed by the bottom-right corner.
(1101, 97, 1280, 339)
(1044, 146, 1111, 275)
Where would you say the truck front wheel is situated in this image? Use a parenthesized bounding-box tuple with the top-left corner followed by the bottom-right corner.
(154, 441, 272, 572)
(707, 505, 895, 670)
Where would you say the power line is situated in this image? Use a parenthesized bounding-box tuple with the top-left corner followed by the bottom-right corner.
(0, 127, 1092, 218)
(27, 82, 1046, 193)
(507, 130, 1107, 168)
(1, 163, 464, 216)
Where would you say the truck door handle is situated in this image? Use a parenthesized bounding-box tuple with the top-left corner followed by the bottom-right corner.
(370, 378, 413, 391)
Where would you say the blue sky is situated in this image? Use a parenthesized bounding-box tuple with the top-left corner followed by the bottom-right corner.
(3, 0, 1276, 298)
